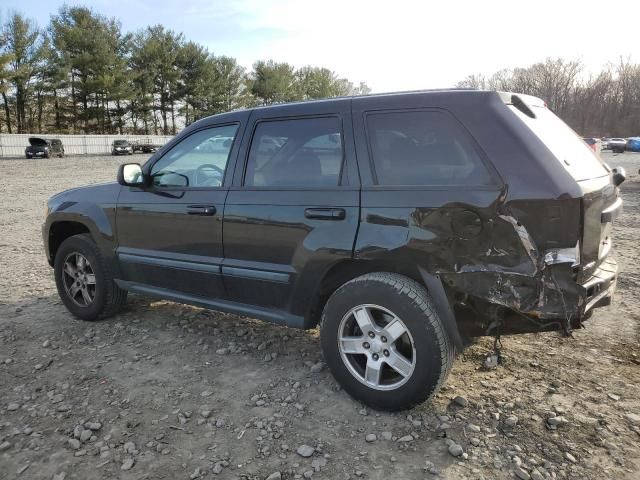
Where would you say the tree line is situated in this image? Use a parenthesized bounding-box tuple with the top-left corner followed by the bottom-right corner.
(0, 7, 370, 135)
(457, 58, 640, 137)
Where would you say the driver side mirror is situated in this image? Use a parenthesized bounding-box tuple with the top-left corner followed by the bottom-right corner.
(117, 163, 145, 186)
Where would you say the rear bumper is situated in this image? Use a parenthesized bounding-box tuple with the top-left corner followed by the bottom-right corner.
(582, 257, 617, 312)
(448, 256, 618, 336)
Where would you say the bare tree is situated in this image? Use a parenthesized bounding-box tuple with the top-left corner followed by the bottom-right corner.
(457, 57, 640, 137)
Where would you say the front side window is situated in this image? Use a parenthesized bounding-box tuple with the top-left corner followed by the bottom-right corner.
(150, 124, 238, 188)
(366, 111, 494, 186)
(245, 117, 343, 187)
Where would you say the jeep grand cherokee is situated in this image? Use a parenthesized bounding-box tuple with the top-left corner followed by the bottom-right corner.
(42, 90, 623, 410)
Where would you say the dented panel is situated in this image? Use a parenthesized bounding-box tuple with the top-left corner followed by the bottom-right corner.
(351, 91, 620, 336)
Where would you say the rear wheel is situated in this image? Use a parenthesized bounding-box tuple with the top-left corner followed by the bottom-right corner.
(320, 272, 454, 410)
(54, 234, 127, 321)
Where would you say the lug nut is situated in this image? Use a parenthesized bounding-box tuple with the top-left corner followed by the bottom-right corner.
(381, 336, 387, 343)
(363, 342, 370, 349)
(383, 349, 390, 357)
(368, 331, 375, 339)
(372, 353, 379, 361)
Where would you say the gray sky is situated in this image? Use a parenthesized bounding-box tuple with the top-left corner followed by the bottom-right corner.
(2, 0, 636, 92)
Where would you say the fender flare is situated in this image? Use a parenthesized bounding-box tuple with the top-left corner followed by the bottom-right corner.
(418, 266, 464, 353)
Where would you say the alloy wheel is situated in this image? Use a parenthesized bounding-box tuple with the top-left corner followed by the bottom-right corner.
(62, 253, 96, 307)
(337, 304, 416, 391)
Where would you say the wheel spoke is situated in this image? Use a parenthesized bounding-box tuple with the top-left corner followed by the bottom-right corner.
(364, 359, 382, 386)
(80, 286, 92, 305)
(76, 254, 86, 271)
(69, 283, 81, 298)
(385, 351, 413, 378)
(384, 319, 407, 343)
(85, 274, 96, 285)
(63, 263, 77, 278)
(340, 336, 365, 354)
(353, 306, 375, 333)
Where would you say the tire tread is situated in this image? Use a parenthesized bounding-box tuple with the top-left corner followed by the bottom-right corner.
(321, 272, 454, 410)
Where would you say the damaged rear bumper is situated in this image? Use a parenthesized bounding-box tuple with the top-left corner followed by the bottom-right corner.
(581, 257, 617, 312)
(445, 255, 618, 336)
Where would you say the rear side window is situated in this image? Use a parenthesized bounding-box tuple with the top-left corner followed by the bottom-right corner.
(245, 117, 343, 187)
(366, 111, 494, 186)
(509, 105, 608, 181)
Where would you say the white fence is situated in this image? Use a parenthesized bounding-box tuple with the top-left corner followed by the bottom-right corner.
(0, 134, 174, 158)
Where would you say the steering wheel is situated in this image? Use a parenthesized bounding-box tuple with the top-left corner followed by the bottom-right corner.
(194, 164, 225, 186)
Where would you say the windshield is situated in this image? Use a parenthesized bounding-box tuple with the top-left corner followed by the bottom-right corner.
(509, 105, 608, 181)
(114, 140, 129, 146)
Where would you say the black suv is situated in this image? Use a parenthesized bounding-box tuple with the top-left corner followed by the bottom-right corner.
(26, 137, 64, 158)
(43, 90, 623, 410)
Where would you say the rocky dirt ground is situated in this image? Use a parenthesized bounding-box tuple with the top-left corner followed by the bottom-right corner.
(0, 152, 639, 480)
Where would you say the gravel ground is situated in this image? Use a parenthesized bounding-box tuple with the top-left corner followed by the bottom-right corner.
(0, 152, 639, 480)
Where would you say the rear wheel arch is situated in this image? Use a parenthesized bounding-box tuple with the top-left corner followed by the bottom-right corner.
(305, 259, 424, 328)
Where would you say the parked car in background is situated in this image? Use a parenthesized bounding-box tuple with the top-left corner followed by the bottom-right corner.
(25, 137, 64, 159)
(601, 138, 611, 150)
(582, 137, 601, 154)
(131, 139, 161, 153)
(42, 90, 624, 410)
(609, 138, 627, 153)
(626, 137, 640, 152)
(112, 140, 133, 155)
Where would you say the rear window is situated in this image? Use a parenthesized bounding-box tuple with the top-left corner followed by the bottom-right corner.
(509, 105, 608, 181)
(245, 117, 343, 187)
(366, 110, 495, 186)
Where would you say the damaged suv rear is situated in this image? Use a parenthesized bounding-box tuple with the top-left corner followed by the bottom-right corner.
(43, 90, 622, 410)
(440, 93, 622, 339)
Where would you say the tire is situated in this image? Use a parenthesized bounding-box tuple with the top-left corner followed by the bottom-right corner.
(54, 234, 127, 321)
(320, 272, 454, 411)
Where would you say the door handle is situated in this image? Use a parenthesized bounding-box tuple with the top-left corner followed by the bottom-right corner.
(304, 208, 346, 220)
(187, 205, 216, 216)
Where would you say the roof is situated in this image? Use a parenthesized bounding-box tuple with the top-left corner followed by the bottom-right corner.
(250, 88, 480, 111)
(191, 89, 545, 129)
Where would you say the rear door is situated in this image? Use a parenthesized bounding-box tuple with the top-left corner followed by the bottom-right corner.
(222, 100, 359, 318)
(351, 98, 504, 272)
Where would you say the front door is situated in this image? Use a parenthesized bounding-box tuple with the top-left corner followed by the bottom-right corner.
(115, 123, 241, 299)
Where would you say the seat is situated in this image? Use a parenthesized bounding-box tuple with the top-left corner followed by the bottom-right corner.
(276, 150, 324, 186)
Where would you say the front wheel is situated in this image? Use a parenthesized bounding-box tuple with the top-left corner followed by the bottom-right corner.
(54, 234, 127, 321)
(320, 272, 454, 411)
